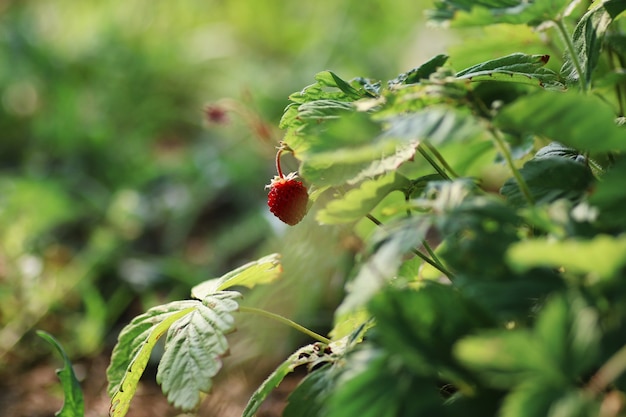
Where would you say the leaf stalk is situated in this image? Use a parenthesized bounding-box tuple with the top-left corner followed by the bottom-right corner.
(239, 306, 331, 344)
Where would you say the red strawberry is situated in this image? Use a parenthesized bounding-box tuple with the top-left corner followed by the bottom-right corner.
(267, 172, 309, 226)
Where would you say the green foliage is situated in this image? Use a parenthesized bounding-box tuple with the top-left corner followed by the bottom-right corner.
(103, 0, 626, 416)
(107, 256, 283, 416)
(36, 331, 85, 417)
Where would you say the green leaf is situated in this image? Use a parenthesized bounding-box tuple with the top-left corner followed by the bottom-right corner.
(156, 292, 241, 410)
(456, 53, 565, 90)
(389, 54, 450, 86)
(500, 157, 594, 207)
(281, 71, 374, 130)
(534, 294, 600, 379)
(500, 381, 597, 417)
(455, 330, 542, 388)
(37, 331, 85, 417)
(589, 158, 626, 228)
(381, 107, 486, 146)
(191, 253, 282, 299)
(108, 303, 197, 417)
(243, 342, 339, 417)
(427, 0, 571, 27)
(561, 0, 626, 87)
(316, 173, 410, 224)
(336, 217, 431, 315)
(315, 71, 364, 100)
(455, 294, 600, 388)
(326, 347, 443, 417)
(283, 364, 338, 417)
(507, 234, 626, 281)
(369, 284, 491, 380)
(495, 90, 626, 153)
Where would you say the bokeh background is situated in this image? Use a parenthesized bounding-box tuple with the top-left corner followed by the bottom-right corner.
(0, 1, 452, 415)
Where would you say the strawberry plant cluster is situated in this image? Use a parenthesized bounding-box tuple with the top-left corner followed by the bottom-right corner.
(46, 1, 626, 416)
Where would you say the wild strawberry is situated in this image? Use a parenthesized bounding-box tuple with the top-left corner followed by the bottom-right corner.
(267, 172, 309, 225)
(266, 144, 309, 225)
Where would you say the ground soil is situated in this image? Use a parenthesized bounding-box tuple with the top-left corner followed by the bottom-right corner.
(0, 353, 301, 417)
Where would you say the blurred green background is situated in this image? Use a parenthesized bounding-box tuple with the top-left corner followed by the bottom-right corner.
(0, 0, 449, 388)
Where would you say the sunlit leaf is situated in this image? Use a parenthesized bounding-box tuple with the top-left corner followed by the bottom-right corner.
(316, 173, 410, 224)
(191, 253, 282, 299)
(507, 234, 626, 281)
(37, 331, 85, 417)
(456, 53, 565, 90)
(495, 90, 626, 152)
(108, 304, 197, 417)
(561, 0, 626, 87)
(156, 292, 241, 410)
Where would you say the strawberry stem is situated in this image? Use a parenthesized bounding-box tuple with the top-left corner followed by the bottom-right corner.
(275, 148, 284, 178)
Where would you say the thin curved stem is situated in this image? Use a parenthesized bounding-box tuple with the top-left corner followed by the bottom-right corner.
(275, 148, 284, 178)
(239, 306, 331, 344)
(489, 127, 535, 206)
(587, 343, 626, 395)
(418, 145, 450, 180)
(424, 142, 460, 178)
(366, 214, 455, 279)
(554, 18, 587, 93)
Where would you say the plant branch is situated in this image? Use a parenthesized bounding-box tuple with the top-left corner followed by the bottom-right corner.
(587, 343, 626, 395)
(424, 142, 460, 178)
(489, 127, 535, 206)
(554, 18, 587, 92)
(239, 306, 331, 344)
(418, 145, 451, 180)
(365, 214, 455, 279)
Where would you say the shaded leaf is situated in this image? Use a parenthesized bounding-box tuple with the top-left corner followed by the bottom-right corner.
(316, 173, 410, 224)
(507, 234, 626, 281)
(156, 292, 242, 410)
(191, 253, 282, 299)
(455, 294, 600, 388)
(37, 331, 85, 417)
(388, 54, 450, 87)
(336, 217, 430, 315)
(456, 53, 565, 90)
(495, 90, 626, 153)
(561, 0, 626, 87)
(589, 158, 626, 228)
(244, 341, 343, 417)
(283, 364, 338, 417)
(454, 329, 542, 388)
(501, 381, 597, 417)
(427, 0, 571, 27)
(500, 157, 594, 207)
(370, 284, 491, 380)
(381, 107, 485, 146)
(326, 346, 443, 417)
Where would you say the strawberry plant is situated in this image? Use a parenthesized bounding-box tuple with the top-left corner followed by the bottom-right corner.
(104, 1, 626, 416)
